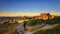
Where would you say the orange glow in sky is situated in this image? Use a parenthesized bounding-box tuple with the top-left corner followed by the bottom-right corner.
(0, 12, 60, 17)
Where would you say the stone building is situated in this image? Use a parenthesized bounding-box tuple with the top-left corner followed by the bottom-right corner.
(35, 13, 55, 20)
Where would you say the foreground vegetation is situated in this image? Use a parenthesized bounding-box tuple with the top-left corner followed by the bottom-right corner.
(26, 16, 60, 34)
(26, 17, 60, 26)
(0, 16, 60, 34)
(0, 22, 20, 34)
(33, 24, 60, 34)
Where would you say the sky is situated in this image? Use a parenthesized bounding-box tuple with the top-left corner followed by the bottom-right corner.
(0, 0, 60, 16)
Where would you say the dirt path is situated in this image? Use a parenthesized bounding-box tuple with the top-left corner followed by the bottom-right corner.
(31, 24, 58, 34)
(20, 24, 58, 34)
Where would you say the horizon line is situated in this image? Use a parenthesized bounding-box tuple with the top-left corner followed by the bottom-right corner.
(0, 13, 60, 17)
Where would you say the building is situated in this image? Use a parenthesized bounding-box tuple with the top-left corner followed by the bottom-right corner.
(35, 13, 55, 20)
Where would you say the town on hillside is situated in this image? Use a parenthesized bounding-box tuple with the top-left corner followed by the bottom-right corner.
(0, 13, 55, 23)
(0, 13, 60, 34)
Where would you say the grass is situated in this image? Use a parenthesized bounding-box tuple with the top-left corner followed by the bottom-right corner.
(33, 24, 60, 34)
